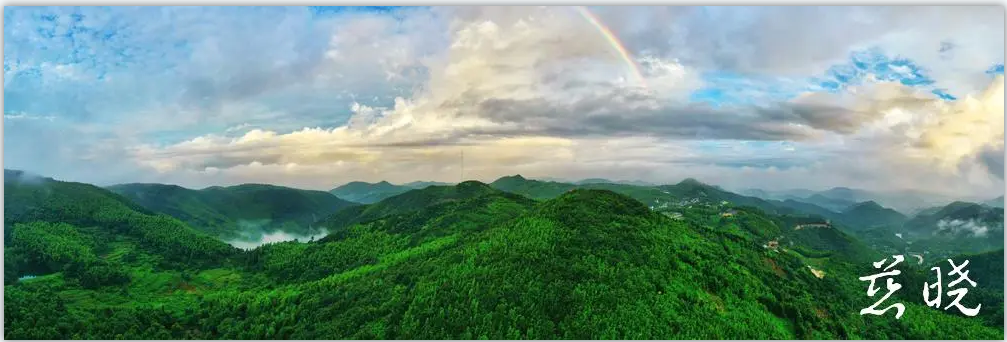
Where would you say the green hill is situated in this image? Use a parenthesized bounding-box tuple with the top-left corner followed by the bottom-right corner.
(781, 222, 882, 265)
(576, 178, 656, 186)
(747, 187, 947, 216)
(808, 194, 857, 212)
(899, 202, 1004, 259)
(773, 199, 843, 222)
(4, 173, 1003, 339)
(949, 249, 1004, 328)
(316, 181, 504, 235)
(3, 169, 240, 285)
(896, 248, 1005, 329)
(903, 201, 1003, 237)
(489, 175, 577, 200)
(839, 201, 908, 231)
(487, 175, 1003, 263)
(108, 182, 359, 239)
(983, 196, 1004, 208)
(490, 175, 787, 215)
(652, 179, 806, 217)
(248, 188, 537, 285)
(489, 175, 672, 207)
(330, 181, 414, 204)
(837, 200, 1006, 264)
(403, 181, 453, 189)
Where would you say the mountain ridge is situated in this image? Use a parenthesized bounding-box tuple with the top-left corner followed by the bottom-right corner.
(107, 182, 359, 239)
(4, 169, 1004, 339)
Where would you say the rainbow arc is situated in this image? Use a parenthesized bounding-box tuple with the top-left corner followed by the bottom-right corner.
(574, 6, 647, 87)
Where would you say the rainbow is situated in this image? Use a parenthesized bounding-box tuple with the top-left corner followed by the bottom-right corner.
(575, 6, 646, 87)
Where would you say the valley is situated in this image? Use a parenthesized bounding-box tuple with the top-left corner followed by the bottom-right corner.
(3, 169, 1004, 339)
(5, 5, 1003, 341)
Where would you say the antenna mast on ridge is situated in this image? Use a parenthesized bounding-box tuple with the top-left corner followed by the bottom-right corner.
(460, 149, 464, 182)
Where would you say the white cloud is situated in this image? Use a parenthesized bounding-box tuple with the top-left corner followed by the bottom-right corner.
(937, 218, 993, 237)
(225, 123, 253, 133)
(4, 112, 56, 121)
(912, 76, 1005, 171)
(4, 6, 1004, 200)
(619, 7, 1002, 82)
(828, 75, 1006, 176)
(324, 9, 447, 85)
(118, 7, 1002, 198)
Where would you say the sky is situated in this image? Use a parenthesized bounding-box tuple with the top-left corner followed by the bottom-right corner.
(3, 6, 1005, 199)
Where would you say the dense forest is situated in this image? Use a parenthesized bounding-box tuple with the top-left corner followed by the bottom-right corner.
(3, 169, 1004, 339)
(107, 183, 359, 240)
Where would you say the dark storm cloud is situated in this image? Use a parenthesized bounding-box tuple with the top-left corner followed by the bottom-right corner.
(467, 91, 885, 142)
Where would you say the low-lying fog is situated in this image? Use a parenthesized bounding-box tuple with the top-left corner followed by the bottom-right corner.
(226, 229, 330, 250)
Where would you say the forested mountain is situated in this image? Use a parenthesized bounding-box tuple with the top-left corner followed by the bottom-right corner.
(107, 182, 359, 239)
(742, 187, 953, 215)
(4, 170, 1003, 339)
(316, 181, 504, 234)
(839, 201, 908, 231)
(895, 201, 1006, 259)
(730, 180, 1003, 262)
(328, 181, 458, 204)
(576, 178, 656, 186)
(329, 181, 414, 204)
(4, 170, 240, 285)
(983, 196, 1005, 208)
(489, 175, 577, 199)
(403, 181, 453, 189)
(490, 175, 786, 215)
(904, 201, 1004, 236)
(772, 199, 843, 222)
(801, 194, 860, 212)
(943, 249, 1004, 328)
(487, 175, 1002, 257)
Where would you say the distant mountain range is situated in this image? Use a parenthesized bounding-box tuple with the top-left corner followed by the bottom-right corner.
(403, 181, 453, 189)
(486, 174, 1004, 260)
(329, 181, 455, 204)
(11, 168, 1005, 273)
(4, 168, 1003, 339)
(526, 176, 657, 186)
(840, 201, 908, 231)
(330, 181, 412, 204)
(107, 182, 359, 239)
(739, 187, 988, 215)
(983, 195, 1005, 208)
(575, 178, 657, 186)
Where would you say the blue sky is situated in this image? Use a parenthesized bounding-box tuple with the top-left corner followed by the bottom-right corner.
(3, 6, 1004, 197)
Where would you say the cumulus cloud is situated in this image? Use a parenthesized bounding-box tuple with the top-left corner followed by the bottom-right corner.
(869, 75, 1005, 177)
(937, 218, 993, 237)
(978, 144, 1005, 180)
(3, 6, 1004, 199)
(133, 7, 970, 169)
(611, 7, 1003, 86)
(914, 76, 1004, 169)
